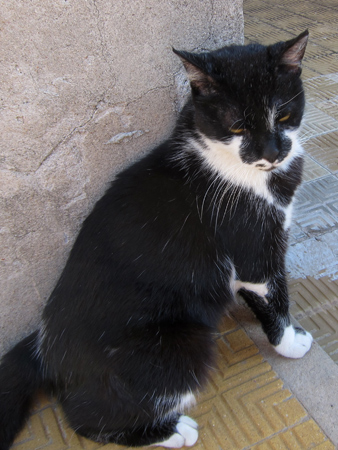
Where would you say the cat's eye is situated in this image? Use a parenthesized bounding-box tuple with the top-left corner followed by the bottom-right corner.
(279, 113, 291, 122)
(229, 128, 244, 134)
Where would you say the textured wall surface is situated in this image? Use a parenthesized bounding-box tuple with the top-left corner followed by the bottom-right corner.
(0, 0, 243, 355)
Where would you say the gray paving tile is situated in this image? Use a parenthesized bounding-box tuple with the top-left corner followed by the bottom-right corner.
(301, 105, 338, 140)
(287, 230, 338, 281)
(304, 131, 338, 174)
(292, 175, 338, 236)
(302, 155, 330, 182)
(304, 75, 338, 107)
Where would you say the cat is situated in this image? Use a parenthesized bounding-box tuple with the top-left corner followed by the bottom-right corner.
(0, 30, 313, 449)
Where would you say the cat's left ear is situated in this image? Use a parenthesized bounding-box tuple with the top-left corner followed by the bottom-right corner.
(278, 30, 309, 74)
(173, 48, 217, 96)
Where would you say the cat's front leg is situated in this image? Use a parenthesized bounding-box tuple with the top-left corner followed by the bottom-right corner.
(236, 277, 313, 359)
(274, 324, 313, 359)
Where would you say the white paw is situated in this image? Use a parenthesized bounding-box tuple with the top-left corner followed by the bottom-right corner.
(155, 433, 185, 448)
(274, 325, 313, 359)
(153, 416, 198, 448)
(176, 416, 198, 446)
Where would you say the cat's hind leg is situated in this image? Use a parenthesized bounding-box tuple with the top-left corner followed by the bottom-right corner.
(152, 416, 198, 448)
(60, 322, 214, 447)
(61, 385, 198, 447)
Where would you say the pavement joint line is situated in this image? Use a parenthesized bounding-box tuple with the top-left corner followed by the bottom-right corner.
(292, 301, 338, 320)
(288, 226, 338, 244)
(301, 127, 338, 140)
(239, 418, 325, 450)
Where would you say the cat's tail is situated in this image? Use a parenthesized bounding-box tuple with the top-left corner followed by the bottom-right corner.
(0, 331, 44, 450)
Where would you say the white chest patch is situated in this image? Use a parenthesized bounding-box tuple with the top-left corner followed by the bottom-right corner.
(192, 136, 274, 204)
(187, 130, 303, 231)
(282, 201, 294, 230)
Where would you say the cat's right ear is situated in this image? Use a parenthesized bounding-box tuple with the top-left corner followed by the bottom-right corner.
(173, 48, 217, 96)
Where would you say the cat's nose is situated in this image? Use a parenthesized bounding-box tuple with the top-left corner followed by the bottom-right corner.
(262, 140, 279, 163)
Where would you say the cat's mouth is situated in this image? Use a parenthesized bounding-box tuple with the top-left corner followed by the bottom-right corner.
(262, 166, 276, 172)
(255, 163, 277, 172)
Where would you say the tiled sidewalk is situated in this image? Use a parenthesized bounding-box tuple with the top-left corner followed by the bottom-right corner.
(12, 0, 338, 449)
(244, 0, 338, 370)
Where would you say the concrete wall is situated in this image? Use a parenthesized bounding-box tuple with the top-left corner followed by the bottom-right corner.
(0, 0, 243, 355)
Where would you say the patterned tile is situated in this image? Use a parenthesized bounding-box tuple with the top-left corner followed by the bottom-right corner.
(304, 75, 338, 106)
(304, 131, 338, 173)
(269, 16, 323, 36)
(289, 276, 338, 363)
(249, 421, 335, 450)
(293, 176, 338, 236)
(302, 155, 330, 182)
(299, 309, 338, 364)
(244, 18, 293, 44)
(287, 229, 338, 280)
(302, 65, 323, 81)
(301, 105, 338, 140)
(289, 276, 338, 318)
(245, 7, 292, 22)
(304, 53, 338, 76)
(302, 43, 334, 62)
(306, 24, 338, 44)
(317, 99, 338, 122)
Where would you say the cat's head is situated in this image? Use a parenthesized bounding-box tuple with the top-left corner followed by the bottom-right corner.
(174, 31, 308, 173)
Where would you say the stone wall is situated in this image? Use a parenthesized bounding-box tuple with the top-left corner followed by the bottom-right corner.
(0, 0, 243, 355)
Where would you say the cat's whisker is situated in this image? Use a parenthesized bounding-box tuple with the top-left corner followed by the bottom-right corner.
(229, 118, 245, 130)
(277, 90, 304, 110)
(201, 176, 221, 219)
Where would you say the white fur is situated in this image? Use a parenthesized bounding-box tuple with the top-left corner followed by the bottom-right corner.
(35, 320, 47, 359)
(275, 129, 304, 172)
(152, 416, 198, 448)
(254, 158, 274, 171)
(156, 433, 185, 448)
(274, 324, 313, 358)
(188, 129, 303, 208)
(234, 281, 269, 298)
(254, 130, 303, 173)
(196, 136, 274, 204)
(229, 265, 269, 303)
(229, 264, 237, 298)
(176, 393, 196, 412)
(154, 392, 196, 422)
(282, 201, 294, 230)
(267, 106, 277, 131)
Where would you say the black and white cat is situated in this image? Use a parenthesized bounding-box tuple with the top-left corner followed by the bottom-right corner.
(0, 31, 312, 449)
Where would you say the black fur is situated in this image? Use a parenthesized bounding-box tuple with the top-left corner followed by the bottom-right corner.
(0, 332, 42, 450)
(0, 31, 310, 448)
